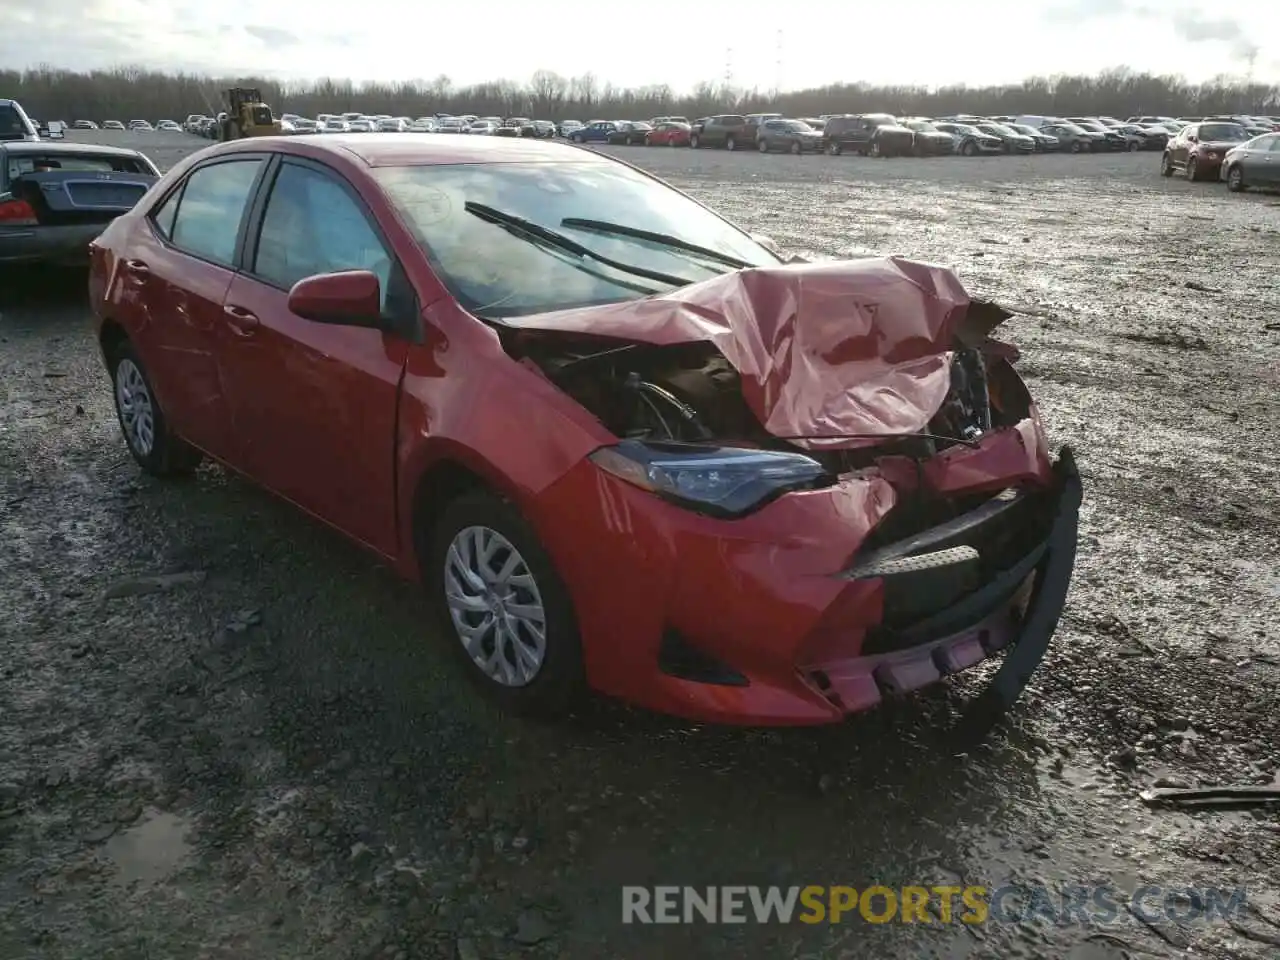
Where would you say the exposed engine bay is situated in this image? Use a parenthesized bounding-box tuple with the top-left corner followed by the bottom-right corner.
(504, 330, 1033, 476)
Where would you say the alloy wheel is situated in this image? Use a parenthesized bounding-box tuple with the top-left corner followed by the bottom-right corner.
(444, 525, 547, 687)
(114, 358, 156, 457)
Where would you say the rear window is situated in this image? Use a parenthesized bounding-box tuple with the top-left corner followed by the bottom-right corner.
(0, 104, 34, 141)
(6, 153, 151, 181)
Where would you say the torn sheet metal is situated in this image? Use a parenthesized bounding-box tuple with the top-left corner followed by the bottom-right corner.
(507, 257, 982, 449)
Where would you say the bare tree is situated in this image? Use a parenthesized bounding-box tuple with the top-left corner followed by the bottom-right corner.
(4, 64, 1276, 127)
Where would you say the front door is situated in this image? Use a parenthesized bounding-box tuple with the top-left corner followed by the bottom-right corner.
(123, 156, 266, 460)
(216, 157, 413, 556)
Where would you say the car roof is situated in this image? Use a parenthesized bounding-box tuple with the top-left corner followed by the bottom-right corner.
(0, 140, 143, 158)
(213, 132, 611, 167)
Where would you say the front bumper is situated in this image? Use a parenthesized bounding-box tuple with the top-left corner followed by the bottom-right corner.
(533, 419, 1080, 726)
(0, 222, 107, 264)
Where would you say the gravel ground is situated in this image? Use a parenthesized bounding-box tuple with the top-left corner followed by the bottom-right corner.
(2, 130, 1279, 960)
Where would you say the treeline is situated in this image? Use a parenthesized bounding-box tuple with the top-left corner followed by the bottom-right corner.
(5, 64, 1278, 124)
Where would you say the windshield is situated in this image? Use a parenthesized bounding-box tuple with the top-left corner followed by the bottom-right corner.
(1057, 122, 1087, 134)
(375, 161, 780, 319)
(1199, 123, 1247, 141)
(1010, 124, 1040, 136)
(978, 124, 1012, 135)
(946, 124, 980, 135)
(780, 121, 811, 132)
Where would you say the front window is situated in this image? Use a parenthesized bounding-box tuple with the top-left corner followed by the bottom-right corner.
(1199, 123, 1247, 141)
(374, 160, 780, 319)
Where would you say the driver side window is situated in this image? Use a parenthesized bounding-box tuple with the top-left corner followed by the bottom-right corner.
(253, 161, 392, 312)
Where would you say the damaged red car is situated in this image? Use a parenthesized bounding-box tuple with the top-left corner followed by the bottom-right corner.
(88, 134, 1081, 726)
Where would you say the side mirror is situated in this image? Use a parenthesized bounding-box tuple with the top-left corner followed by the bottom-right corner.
(288, 270, 382, 327)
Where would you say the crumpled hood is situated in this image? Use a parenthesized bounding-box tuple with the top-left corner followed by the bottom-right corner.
(507, 256, 995, 449)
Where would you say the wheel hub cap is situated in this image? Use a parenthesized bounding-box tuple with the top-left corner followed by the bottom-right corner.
(115, 358, 156, 456)
(444, 525, 547, 687)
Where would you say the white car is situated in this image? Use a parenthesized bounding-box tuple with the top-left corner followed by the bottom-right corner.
(347, 118, 375, 132)
(319, 118, 350, 133)
(409, 118, 436, 132)
(156, 120, 182, 132)
(468, 120, 497, 135)
(376, 117, 407, 132)
(436, 118, 470, 133)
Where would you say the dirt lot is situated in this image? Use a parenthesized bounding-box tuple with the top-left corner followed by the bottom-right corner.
(2, 130, 1279, 960)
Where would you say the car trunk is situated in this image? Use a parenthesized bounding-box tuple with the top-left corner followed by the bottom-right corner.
(10, 169, 156, 226)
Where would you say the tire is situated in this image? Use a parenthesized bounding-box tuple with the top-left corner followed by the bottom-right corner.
(1185, 157, 1198, 182)
(828, 141, 842, 156)
(428, 491, 585, 716)
(1160, 153, 1173, 177)
(961, 140, 978, 157)
(109, 340, 202, 477)
(1127, 140, 1139, 152)
(690, 134, 700, 148)
(790, 140, 801, 155)
(758, 137, 769, 153)
(725, 136, 736, 151)
(1226, 164, 1245, 192)
(571, 134, 582, 143)
(1070, 140, 1083, 154)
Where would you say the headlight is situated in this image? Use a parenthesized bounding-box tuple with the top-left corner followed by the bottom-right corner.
(589, 440, 831, 518)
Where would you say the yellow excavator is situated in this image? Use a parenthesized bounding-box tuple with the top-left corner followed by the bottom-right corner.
(218, 87, 282, 141)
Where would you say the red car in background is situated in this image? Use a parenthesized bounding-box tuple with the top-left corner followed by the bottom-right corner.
(88, 134, 1080, 727)
(646, 121, 691, 147)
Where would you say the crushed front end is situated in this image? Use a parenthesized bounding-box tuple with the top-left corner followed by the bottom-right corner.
(499, 257, 1083, 725)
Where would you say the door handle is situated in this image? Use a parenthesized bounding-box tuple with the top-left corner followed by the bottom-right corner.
(223, 304, 260, 335)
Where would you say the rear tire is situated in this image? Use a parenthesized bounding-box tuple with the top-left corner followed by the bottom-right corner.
(109, 340, 202, 477)
(1127, 140, 1139, 152)
(790, 140, 801, 155)
(725, 136, 737, 151)
(961, 140, 978, 157)
(690, 134, 701, 149)
(828, 141, 842, 156)
(428, 491, 585, 717)
(758, 137, 769, 153)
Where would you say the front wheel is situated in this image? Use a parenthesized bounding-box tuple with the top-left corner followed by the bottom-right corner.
(1127, 140, 1139, 152)
(690, 134, 701, 148)
(429, 492, 585, 716)
(1185, 157, 1199, 182)
(828, 141, 842, 156)
(961, 140, 977, 157)
(110, 341, 202, 477)
(791, 140, 802, 155)
(1160, 153, 1173, 177)
(725, 137, 737, 151)
(1226, 164, 1245, 192)
(758, 137, 769, 153)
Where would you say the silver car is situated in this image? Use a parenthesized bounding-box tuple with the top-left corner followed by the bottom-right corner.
(0, 141, 159, 265)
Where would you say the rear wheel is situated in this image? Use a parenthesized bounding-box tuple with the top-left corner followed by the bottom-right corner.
(690, 133, 701, 148)
(1127, 140, 1139, 152)
(1226, 164, 1245, 192)
(758, 137, 769, 153)
(790, 140, 801, 155)
(109, 340, 202, 477)
(961, 140, 978, 157)
(429, 491, 585, 717)
(828, 141, 842, 156)
(725, 136, 737, 151)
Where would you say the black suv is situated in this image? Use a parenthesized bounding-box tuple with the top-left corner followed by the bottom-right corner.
(690, 115, 748, 150)
(821, 114, 915, 157)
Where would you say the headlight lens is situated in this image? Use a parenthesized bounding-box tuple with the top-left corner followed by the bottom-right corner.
(589, 440, 831, 518)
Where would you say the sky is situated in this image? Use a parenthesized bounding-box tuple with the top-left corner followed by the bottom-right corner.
(2, 0, 1278, 91)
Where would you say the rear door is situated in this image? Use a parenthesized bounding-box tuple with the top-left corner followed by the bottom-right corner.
(122, 156, 268, 461)
(216, 157, 414, 555)
(1252, 135, 1280, 184)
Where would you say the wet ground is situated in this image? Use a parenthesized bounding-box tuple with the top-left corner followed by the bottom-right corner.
(2, 131, 1279, 959)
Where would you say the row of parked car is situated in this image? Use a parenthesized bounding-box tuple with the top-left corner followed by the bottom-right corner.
(571, 112, 1280, 157)
(1158, 120, 1280, 195)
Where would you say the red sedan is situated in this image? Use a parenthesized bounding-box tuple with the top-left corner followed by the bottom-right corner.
(646, 121, 692, 147)
(88, 134, 1080, 726)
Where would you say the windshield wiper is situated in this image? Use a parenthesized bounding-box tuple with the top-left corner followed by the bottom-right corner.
(464, 202, 694, 288)
(559, 218, 757, 271)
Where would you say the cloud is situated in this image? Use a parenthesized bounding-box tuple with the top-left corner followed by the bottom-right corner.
(244, 25, 300, 46)
(1044, 2, 1259, 63)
